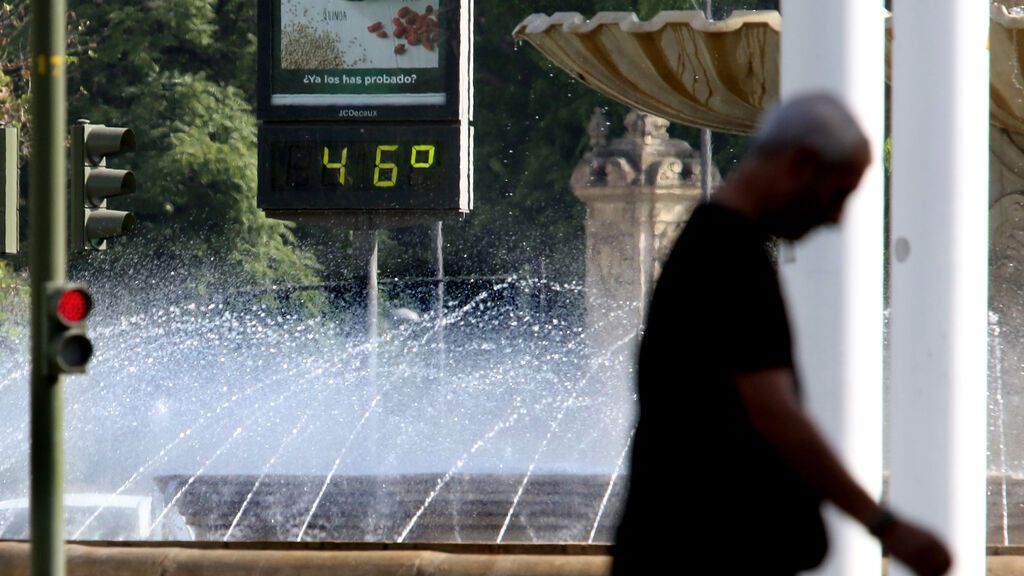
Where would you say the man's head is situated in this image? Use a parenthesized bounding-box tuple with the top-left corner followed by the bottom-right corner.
(731, 93, 871, 239)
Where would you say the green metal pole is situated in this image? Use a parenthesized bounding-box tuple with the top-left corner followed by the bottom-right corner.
(29, 0, 66, 575)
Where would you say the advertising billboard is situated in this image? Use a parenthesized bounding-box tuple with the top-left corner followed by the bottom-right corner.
(258, 0, 467, 121)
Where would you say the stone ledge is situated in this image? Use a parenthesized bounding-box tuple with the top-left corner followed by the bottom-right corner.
(990, 558, 1024, 576)
(8, 542, 1024, 576)
(0, 542, 611, 576)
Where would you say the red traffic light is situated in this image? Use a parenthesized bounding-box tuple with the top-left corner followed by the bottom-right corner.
(45, 283, 94, 375)
(56, 289, 92, 324)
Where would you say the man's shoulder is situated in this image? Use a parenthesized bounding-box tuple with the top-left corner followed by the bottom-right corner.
(666, 203, 773, 272)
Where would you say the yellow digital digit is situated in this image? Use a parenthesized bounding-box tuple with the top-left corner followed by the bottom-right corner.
(410, 145, 435, 168)
(374, 144, 399, 187)
(322, 145, 348, 185)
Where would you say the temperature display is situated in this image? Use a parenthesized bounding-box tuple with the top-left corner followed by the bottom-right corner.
(317, 142, 440, 190)
(258, 123, 466, 212)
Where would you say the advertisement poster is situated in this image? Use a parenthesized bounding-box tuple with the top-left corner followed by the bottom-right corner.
(272, 0, 447, 109)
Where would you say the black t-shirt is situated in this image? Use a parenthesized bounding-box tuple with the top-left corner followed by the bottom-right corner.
(613, 202, 826, 573)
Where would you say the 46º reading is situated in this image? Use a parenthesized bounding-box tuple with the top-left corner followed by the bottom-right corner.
(322, 143, 437, 188)
(260, 123, 463, 212)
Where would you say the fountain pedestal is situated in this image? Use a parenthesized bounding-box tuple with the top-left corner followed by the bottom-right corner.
(570, 110, 715, 378)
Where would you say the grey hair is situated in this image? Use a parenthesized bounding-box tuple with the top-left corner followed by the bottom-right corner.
(750, 92, 868, 164)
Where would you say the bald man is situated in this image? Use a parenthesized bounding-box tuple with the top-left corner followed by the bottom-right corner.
(612, 94, 951, 575)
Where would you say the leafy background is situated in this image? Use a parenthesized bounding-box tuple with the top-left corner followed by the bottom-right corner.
(0, 0, 776, 326)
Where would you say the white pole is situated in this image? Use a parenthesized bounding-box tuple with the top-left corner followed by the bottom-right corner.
(778, 2, 886, 575)
(889, 1, 989, 574)
(700, 1, 713, 203)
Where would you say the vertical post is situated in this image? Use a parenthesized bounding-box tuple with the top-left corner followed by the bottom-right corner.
(700, 1, 713, 204)
(700, 132, 712, 203)
(29, 0, 66, 575)
(778, 1, 885, 575)
(889, 1, 989, 574)
(366, 229, 378, 418)
(352, 229, 380, 453)
(351, 229, 379, 342)
(431, 221, 445, 376)
(538, 258, 546, 313)
(355, 229, 379, 390)
(1, 124, 18, 255)
(365, 230, 378, 344)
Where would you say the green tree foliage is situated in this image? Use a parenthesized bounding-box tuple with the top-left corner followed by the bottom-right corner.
(65, 0, 321, 308)
(0, 259, 27, 342)
(0, 1, 321, 313)
(0, 3, 31, 149)
(446, 0, 775, 282)
(637, 0, 777, 20)
(0, 1, 54, 332)
(0, 0, 781, 313)
(445, 0, 632, 282)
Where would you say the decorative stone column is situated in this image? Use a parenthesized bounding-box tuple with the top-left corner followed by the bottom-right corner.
(570, 108, 715, 363)
(988, 129, 1024, 545)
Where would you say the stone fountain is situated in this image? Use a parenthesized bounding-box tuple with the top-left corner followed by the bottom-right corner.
(516, 2, 1024, 550)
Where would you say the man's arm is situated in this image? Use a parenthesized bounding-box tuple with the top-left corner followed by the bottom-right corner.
(734, 367, 951, 576)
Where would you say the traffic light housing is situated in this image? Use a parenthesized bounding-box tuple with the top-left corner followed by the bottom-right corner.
(45, 283, 93, 375)
(1, 124, 16, 255)
(71, 120, 137, 251)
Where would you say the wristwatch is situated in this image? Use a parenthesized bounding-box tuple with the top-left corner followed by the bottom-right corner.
(868, 508, 898, 538)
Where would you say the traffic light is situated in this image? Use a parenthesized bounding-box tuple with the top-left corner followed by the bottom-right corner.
(70, 120, 137, 251)
(45, 282, 93, 375)
(1, 124, 16, 255)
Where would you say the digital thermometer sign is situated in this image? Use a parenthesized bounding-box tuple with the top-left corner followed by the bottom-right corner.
(256, 0, 472, 222)
(258, 124, 470, 213)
